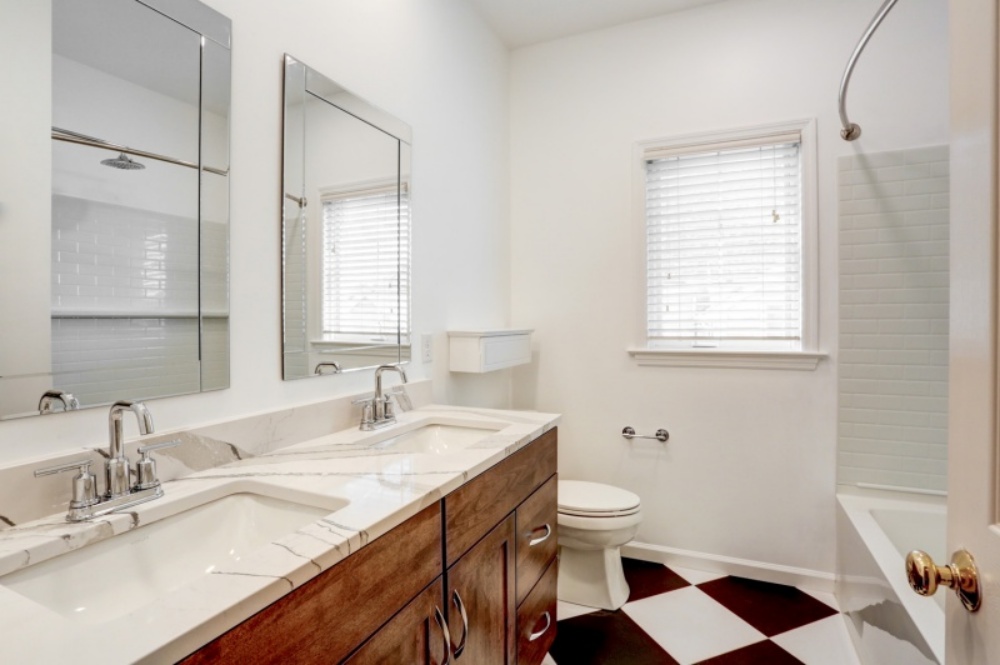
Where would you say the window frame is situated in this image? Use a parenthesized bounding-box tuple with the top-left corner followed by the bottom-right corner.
(628, 119, 823, 370)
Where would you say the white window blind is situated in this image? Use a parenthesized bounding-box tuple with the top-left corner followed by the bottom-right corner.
(645, 137, 802, 348)
(321, 183, 409, 341)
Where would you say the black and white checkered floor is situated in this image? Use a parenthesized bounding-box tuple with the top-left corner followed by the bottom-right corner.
(543, 559, 860, 665)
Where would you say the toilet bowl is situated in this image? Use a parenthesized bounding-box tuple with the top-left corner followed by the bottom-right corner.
(557, 480, 642, 610)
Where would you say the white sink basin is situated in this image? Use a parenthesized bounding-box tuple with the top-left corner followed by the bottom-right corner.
(0, 488, 346, 624)
(373, 423, 500, 455)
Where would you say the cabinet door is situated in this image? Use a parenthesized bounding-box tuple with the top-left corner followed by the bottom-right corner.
(446, 515, 516, 665)
(343, 579, 450, 665)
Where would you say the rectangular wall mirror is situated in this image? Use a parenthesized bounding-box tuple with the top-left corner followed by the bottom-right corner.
(0, 0, 231, 420)
(281, 54, 411, 380)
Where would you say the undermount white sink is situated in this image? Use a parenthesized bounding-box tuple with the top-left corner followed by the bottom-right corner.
(372, 423, 500, 455)
(0, 488, 346, 624)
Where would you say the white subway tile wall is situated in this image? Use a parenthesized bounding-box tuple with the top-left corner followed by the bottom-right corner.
(50, 195, 228, 403)
(50, 317, 201, 405)
(838, 146, 949, 492)
(52, 195, 198, 315)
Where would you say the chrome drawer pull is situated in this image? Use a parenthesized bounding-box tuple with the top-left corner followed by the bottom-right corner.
(528, 611, 552, 642)
(434, 607, 454, 665)
(528, 523, 552, 547)
(451, 590, 470, 658)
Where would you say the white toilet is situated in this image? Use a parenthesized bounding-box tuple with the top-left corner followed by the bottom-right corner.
(557, 480, 642, 610)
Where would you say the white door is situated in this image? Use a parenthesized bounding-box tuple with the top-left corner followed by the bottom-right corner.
(945, 0, 1000, 662)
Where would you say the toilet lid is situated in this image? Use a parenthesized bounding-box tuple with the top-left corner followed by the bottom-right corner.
(558, 480, 641, 517)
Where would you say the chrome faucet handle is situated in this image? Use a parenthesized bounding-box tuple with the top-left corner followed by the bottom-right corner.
(353, 397, 376, 429)
(382, 394, 397, 420)
(134, 439, 181, 492)
(34, 459, 100, 519)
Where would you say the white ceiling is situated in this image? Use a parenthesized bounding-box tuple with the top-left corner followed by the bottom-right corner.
(466, 0, 728, 49)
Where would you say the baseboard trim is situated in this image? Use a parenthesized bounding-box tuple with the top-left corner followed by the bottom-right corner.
(621, 541, 837, 594)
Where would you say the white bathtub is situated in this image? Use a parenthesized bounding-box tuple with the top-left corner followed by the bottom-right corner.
(837, 488, 945, 665)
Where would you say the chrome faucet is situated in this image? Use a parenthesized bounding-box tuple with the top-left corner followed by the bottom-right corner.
(34, 400, 180, 521)
(107, 400, 154, 498)
(359, 364, 408, 431)
(38, 389, 80, 414)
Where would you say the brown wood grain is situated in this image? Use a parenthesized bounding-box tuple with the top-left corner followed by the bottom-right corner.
(444, 428, 557, 567)
(179, 502, 443, 665)
(445, 515, 516, 665)
(516, 560, 558, 665)
(514, 475, 558, 606)
(342, 578, 448, 665)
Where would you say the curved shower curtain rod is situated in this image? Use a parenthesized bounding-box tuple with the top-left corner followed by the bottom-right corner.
(838, 0, 902, 141)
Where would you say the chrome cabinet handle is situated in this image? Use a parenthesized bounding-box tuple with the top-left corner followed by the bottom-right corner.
(451, 590, 470, 658)
(434, 607, 454, 665)
(528, 523, 552, 547)
(528, 611, 552, 642)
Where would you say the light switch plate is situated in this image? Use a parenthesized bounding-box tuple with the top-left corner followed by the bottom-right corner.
(421, 334, 433, 363)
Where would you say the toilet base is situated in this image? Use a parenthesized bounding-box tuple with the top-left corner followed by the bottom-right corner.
(557, 544, 630, 610)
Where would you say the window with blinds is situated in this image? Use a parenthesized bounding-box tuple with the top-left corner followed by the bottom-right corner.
(644, 134, 803, 350)
(321, 183, 409, 343)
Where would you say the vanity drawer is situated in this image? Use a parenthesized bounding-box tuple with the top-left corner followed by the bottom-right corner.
(515, 475, 558, 605)
(180, 502, 443, 665)
(516, 560, 558, 665)
(444, 428, 557, 566)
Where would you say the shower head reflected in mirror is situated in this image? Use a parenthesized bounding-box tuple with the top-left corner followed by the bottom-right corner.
(100, 152, 145, 170)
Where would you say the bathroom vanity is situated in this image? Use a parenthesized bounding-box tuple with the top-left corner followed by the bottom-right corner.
(0, 399, 559, 664)
(182, 427, 557, 664)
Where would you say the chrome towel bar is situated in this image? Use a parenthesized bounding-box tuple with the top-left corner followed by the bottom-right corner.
(622, 426, 669, 443)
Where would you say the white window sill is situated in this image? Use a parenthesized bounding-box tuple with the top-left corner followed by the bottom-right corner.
(627, 348, 827, 371)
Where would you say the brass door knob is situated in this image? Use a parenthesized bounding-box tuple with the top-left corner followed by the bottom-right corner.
(905, 548, 981, 612)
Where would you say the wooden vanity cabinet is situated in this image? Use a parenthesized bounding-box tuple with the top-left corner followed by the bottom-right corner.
(441, 428, 558, 665)
(180, 428, 558, 665)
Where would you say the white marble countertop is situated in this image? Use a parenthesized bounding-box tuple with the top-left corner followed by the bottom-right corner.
(0, 404, 560, 664)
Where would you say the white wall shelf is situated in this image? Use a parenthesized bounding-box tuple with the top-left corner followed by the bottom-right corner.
(448, 329, 533, 373)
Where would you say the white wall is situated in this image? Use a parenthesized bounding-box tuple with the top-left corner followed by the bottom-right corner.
(0, 0, 512, 463)
(509, 0, 948, 574)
